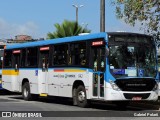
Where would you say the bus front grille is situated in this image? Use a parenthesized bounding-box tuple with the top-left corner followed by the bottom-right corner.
(115, 78, 156, 92)
(123, 93, 150, 99)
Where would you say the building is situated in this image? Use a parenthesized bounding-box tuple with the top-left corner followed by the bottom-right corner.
(15, 35, 32, 41)
(7, 35, 36, 43)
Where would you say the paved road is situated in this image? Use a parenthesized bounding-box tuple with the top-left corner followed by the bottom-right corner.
(0, 92, 159, 120)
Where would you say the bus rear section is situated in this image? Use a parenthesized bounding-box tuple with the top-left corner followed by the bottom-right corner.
(2, 32, 159, 108)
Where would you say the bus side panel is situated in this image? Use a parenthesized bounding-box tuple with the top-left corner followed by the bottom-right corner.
(88, 72, 93, 99)
(12, 76, 20, 92)
(19, 69, 38, 94)
(47, 69, 90, 98)
(38, 70, 48, 94)
(59, 72, 89, 98)
(47, 69, 59, 96)
(2, 75, 12, 91)
(2, 70, 20, 92)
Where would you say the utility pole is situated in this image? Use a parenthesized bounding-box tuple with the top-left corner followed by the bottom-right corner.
(72, 4, 84, 23)
(100, 0, 105, 32)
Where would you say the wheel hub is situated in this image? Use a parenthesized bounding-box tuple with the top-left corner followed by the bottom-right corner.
(78, 91, 85, 102)
(24, 88, 28, 97)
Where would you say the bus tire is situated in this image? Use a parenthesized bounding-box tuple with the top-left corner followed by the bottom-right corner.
(22, 82, 32, 101)
(76, 85, 88, 108)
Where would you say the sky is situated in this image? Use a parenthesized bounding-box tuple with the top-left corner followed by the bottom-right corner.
(0, 0, 144, 39)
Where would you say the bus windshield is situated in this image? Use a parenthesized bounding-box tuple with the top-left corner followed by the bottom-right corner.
(108, 35, 157, 78)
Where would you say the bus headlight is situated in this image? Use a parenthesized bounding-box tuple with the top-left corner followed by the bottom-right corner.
(109, 80, 121, 91)
(152, 82, 158, 91)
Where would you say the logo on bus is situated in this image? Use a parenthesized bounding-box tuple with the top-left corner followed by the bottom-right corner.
(53, 74, 64, 78)
(78, 74, 83, 78)
(65, 74, 75, 78)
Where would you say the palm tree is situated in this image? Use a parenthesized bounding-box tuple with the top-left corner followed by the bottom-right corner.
(47, 20, 91, 39)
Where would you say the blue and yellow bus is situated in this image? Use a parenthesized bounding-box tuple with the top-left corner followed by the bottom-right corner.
(0, 44, 5, 90)
(2, 32, 159, 107)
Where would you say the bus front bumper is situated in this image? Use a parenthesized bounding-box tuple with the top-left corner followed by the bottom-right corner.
(105, 87, 158, 101)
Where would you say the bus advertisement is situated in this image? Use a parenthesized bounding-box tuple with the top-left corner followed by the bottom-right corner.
(2, 32, 159, 107)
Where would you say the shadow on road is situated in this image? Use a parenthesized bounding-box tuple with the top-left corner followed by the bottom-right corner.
(0, 90, 18, 95)
(8, 95, 159, 111)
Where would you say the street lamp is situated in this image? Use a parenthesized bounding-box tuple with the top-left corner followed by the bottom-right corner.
(72, 4, 84, 23)
(100, 0, 105, 32)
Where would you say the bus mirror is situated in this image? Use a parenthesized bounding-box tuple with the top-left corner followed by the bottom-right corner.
(106, 48, 109, 56)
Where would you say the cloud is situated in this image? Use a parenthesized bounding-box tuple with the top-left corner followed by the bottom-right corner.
(0, 18, 39, 39)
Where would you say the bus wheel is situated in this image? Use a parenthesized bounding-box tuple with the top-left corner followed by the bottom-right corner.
(76, 85, 88, 108)
(22, 82, 32, 101)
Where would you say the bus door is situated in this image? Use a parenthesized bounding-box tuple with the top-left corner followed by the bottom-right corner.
(39, 46, 49, 94)
(12, 50, 21, 91)
(91, 41, 105, 99)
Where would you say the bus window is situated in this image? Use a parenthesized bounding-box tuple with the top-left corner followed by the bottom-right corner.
(39, 50, 49, 71)
(26, 48, 38, 67)
(21, 49, 26, 67)
(53, 44, 68, 66)
(70, 42, 87, 66)
(4, 50, 12, 68)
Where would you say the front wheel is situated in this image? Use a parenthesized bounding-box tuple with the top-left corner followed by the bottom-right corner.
(76, 85, 89, 108)
(22, 82, 32, 101)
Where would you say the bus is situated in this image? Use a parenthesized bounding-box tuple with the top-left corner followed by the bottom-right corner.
(0, 44, 5, 90)
(157, 48, 160, 97)
(2, 32, 159, 107)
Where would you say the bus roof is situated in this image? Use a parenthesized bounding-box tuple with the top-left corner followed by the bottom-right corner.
(107, 32, 152, 37)
(6, 32, 107, 50)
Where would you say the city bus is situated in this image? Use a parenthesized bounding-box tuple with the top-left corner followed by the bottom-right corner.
(2, 32, 159, 107)
(0, 44, 5, 90)
(157, 48, 160, 97)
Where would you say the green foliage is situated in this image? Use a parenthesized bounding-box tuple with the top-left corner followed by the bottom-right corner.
(112, 0, 160, 36)
(47, 20, 91, 39)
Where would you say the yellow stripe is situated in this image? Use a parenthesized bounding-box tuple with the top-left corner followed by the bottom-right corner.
(40, 93, 48, 97)
(64, 69, 85, 72)
(2, 70, 19, 76)
(0, 80, 2, 84)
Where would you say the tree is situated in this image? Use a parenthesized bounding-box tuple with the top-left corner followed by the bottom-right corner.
(47, 20, 91, 39)
(112, 0, 160, 37)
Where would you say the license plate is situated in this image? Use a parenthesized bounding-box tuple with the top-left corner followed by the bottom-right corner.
(132, 97, 142, 101)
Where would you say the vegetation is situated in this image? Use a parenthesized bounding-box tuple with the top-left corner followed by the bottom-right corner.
(47, 20, 91, 39)
(112, 0, 160, 39)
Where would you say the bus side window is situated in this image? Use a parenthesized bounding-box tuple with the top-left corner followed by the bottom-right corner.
(4, 50, 12, 68)
(20, 49, 26, 67)
(53, 44, 68, 66)
(26, 48, 38, 67)
(80, 49, 86, 66)
(70, 42, 87, 66)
